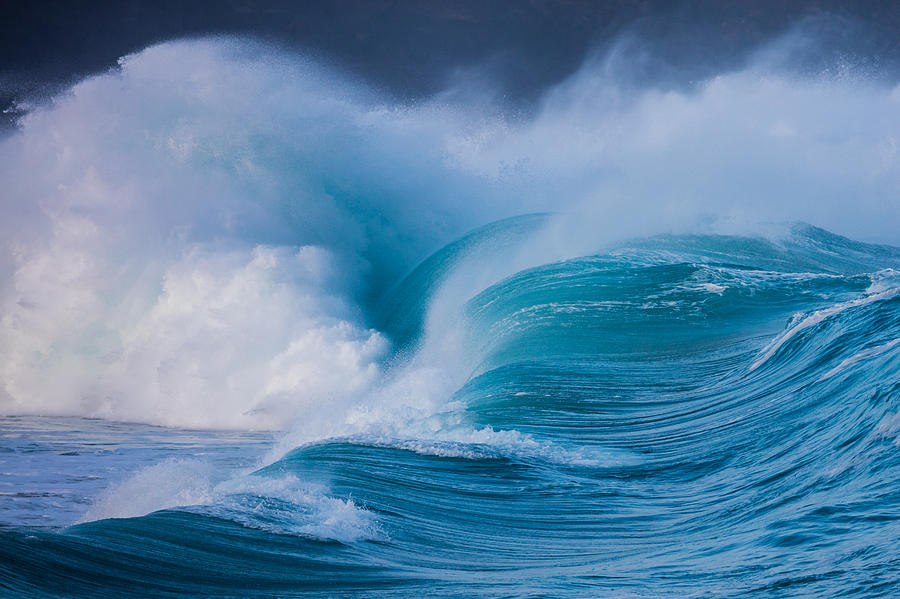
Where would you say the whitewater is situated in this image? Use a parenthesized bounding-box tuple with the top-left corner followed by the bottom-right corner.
(2, 26, 900, 597)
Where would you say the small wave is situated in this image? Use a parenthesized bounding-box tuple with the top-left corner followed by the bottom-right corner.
(749, 278, 900, 372)
(77, 459, 377, 543)
(310, 428, 639, 467)
(78, 458, 215, 523)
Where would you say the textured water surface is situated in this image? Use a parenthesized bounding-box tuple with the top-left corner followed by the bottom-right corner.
(3, 225, 900, 597)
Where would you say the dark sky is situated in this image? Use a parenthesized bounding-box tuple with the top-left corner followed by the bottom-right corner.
(3, 1, 900, 131)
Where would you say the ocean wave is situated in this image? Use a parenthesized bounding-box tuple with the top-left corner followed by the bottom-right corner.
(3, 31, 900, 598)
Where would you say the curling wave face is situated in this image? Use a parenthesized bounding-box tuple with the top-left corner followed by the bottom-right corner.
(3, 32, 900, 598)
(4, 224, 900, 597)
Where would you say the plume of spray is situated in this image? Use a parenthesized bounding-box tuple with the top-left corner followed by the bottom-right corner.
(2, 20, 900, 435)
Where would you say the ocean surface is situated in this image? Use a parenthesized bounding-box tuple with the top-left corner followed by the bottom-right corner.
(3, 35, 900, 598)
(3, 222, 900, 597)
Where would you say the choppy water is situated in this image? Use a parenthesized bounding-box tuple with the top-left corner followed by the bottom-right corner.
(3, 223, 900, 597)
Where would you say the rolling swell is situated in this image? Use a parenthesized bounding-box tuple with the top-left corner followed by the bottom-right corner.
(4, 224, 900, 597)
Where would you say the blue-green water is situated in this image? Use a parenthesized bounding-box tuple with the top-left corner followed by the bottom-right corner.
(3, 224, 900, 597)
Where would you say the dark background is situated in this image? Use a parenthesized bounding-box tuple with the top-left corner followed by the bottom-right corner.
(3, 1, 900, 132)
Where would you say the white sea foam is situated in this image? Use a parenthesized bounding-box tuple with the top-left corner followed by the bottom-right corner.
(78, 458, 215, 522)
(78, 459, 378, 542)
(317, 426, 639, 467)
(0, 243, 387, 429)
(397, 427, 638, 467)
(205, 474, 380, 542)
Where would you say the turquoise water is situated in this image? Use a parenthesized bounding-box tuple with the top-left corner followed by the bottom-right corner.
(3, 224, 900, 597)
